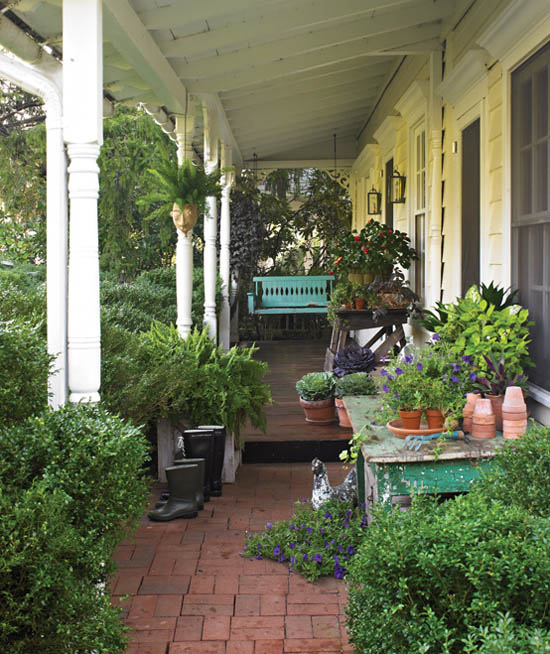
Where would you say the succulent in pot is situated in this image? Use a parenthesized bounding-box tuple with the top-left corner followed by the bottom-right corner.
(333, 344, 376, 378)
(334, 373, 378, 429)
(296, 372, 336, 425)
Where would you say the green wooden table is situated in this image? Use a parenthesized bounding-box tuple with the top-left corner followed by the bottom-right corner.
(344, 396, 503, 520)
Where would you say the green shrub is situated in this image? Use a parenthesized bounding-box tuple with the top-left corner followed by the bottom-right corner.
(0, 320, 53, 425)
(0, 403, 150, 652)
(0, 266, 46, 325)
(296, 371, 335, 401)
(345, 492, 550, 654)
(463, 612, 550, 653)
(475, 422, 550, 518)
(243, 499, 367, 581)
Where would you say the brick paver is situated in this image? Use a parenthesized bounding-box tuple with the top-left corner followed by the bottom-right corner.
(112, 463, 352, 653)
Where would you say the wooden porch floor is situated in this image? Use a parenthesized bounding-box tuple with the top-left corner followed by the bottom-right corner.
(241, 340, 350, 463)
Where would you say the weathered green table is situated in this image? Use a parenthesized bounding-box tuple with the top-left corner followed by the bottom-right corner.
(344, 396, 503, 520)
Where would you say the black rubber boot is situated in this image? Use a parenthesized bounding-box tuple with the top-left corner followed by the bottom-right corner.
(148, 465, 199, 521)
(156, 458, 205, 510)
(183, 429, 214, 502)
(197, 425, 226, 497)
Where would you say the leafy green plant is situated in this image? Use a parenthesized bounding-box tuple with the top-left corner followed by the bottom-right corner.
(0, 403, 150, 653)
(463, 612, 550, 653)
(243, 499, 367, 581)
(296, 371, 336, 401)
(345, 492, 550, 654)
(0, 320, 53, 425)
(474, 352, 528, 395)
(140, 158, 222, 218)
(335, 372, 377, 397)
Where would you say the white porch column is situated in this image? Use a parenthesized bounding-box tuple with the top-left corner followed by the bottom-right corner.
(428, 53, 443, 309)
(219, 143, 233, 351)
(175, 110, 196, 338)
(63, 0, 103, 403)
(202, 103, 219, 341)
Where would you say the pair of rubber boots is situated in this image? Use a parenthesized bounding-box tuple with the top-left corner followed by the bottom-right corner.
(148, 459, 204, 522)
(178, 426, 226, 499)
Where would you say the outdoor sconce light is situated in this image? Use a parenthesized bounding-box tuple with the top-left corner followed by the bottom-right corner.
(390, 169, 406, 204)
(367, 187, 381, 215)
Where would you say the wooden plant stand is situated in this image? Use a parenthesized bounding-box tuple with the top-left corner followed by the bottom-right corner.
(324, 309, 408, 371)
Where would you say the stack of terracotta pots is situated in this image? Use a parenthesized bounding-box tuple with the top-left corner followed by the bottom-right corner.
(462, 392, 479, 434)
(502, 386, 527, 439)
(471, 398, 496, 439)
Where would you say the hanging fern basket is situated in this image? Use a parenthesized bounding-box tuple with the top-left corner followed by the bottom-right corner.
(171, 201, 198, 235)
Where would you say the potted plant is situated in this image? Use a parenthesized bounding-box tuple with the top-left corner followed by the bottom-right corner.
(379, 358, 425, 429)
(333, 344, 376, 378)
(334, 373, 377, 428)
(140, 158, 223, 235)
(367, 270, 418, 310)
(296, 372, 336, 424)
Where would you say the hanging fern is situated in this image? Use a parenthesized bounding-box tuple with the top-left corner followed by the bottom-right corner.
(139, 158, 223, 217)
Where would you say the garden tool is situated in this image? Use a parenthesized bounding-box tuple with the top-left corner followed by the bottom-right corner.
(197, 424, 226, 496)
(156, 458, 205, 510)
(182, 429, 215, 501)
(148, 464, 199, 521)
(404, 430, 469, 452)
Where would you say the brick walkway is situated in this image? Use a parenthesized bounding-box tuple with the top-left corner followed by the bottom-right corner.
(112, 462, 353, 654)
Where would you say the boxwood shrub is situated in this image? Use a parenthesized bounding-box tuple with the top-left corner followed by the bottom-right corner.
(345, 492, 550, 654)
(0, 403, 150, 653)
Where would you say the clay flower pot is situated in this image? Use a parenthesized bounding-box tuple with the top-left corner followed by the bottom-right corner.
(299, 398, 336, 425)
(425, 409, 444, 429)
(472, 398, 496, 439)
(353, 297, 366, 310)
(398, 409, 422, 430)
(462, 392, 479, 434)
(335, 398, 352, 429)
(486, 394, 504, 431)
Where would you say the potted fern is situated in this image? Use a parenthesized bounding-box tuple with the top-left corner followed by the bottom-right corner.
(141, 158, 223, 235)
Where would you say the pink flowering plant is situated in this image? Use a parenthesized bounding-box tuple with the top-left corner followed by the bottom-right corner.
(328, 220, 417, 277)
(242, 499, 367, 581)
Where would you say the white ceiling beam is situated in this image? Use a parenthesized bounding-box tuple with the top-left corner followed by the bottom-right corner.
(159, 0, 416, 59)
(220, 58, 391, 101)
(240, 129, 359, 158)
(234, 109, 368, 142)
(183, 24, 441, 93)
(223, 75, 384, 117)
(228, 93, 377, 128)
(103, 0, 189, 113)
(174, 5, 448, 79)
(222, 72, 387, 112)
(243, 159, 356, 169)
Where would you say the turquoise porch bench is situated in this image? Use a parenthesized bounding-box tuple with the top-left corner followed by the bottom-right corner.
(247, 275, 334, 315)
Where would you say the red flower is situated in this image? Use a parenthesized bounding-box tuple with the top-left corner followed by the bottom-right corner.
(381, 244, 386, 248)
(328, 270, 334, 275)
(388, 229, 393, 234)
(363, 247, 369, 253)
(354, 235, 360, 242)
(333, 256, 342, 265)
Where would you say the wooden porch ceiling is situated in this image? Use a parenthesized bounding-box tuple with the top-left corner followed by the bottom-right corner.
(6, 0, 457, 165)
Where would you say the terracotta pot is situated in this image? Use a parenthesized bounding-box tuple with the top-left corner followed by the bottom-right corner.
(299, 398, 336, 425)
(343, 301, 352, 310)
(486, 394, 504, 431)
(425, 409, 444, 429)
(462, 393, 479, 434)
(462, 417, 473, 434)
(502, 418, 528, 428)
(353, 297, 366, 310)
(335, 398, 352, 429)
(398, 409, 422, 430)
(473, 415, 496, 425)
(502, 409, 528, 420)
(503, 385, 526, 408)
(472, 424, 496, 439)
(503, 431, 521, 440)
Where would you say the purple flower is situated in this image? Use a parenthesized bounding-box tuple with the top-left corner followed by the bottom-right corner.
(462, 355, 471, 363)
(404, 354, 414, 364)
(289, 523, 295, 530)
(324, 510, 333, 520)
(300, 497, 307, 503)
(416, 362, 423, 371)
(334, 565, 345, 579)
(337, 544, 343, 553)
(273, 545, 281, 556)
(255, 554, 263, 560)
(266, 522, 273, 530)
(324, 541, 329, 549)
(469, 372, 477, 382)
(303, 553, 308, 562)
(289, 542, 295, 549)
(452, 363, 461, 372)
(347, 546, 355, 555)
(382, 384, 390, 393)
(451, 376, 460, 383)
(320, 528, 325, 535)
(290, 556, 296, 565)
(387, 374, 394, 382)
(312, 553, 323, 563)
(381, 368, 387, 377)
(370, 420, 377, 426)
(306, 527, 313, 534)
(395, 368, 404, 376)
(432, 333, 440, 342)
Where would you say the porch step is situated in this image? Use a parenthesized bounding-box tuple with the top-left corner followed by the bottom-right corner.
(243, 439, 348, 464)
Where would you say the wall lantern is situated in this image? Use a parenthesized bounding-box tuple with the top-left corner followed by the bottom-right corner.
(390, 169, 406, 204)
(367, 187, 381, 215)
